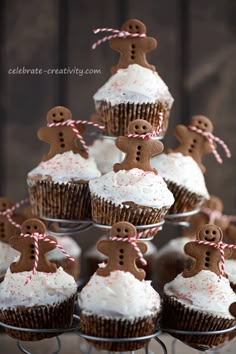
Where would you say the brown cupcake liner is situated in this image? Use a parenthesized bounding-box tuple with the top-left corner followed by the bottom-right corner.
(80, 312, 158, 351)
(91, 194, 169, 228)
(28, 179, 91, 220)
(95, 101, 170, 137)
(0, 294, 76, 341)
(162, 294, 235, 351)
(164, 180, 207, 216)
(50, 257, 80, 281)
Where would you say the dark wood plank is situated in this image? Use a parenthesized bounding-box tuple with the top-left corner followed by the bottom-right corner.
(4, 0, 59, 201)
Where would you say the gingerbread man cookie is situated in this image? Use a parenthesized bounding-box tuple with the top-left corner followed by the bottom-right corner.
(110, 19, 157, 75)
(38, 106, 87, 161)
(96, 221, 147, 280)
(225, 225, 236, 259)
(183, 224, 232, 277)
(113, 119, 163, 174)
(0, 197, 25, 244)
(182, 195, 229, 237)
(9, 218, 57, 273)
(169, 115, 215, 173)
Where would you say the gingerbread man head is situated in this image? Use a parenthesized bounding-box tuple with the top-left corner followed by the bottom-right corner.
(0, 197, 13, 212)
(190, 115, 213, 133)
(197, 224, 223, 243)
(128, 120, 153, 135)
(46, 106, 72, 124)
(110, 221, 137, 238)
(21, 218, 46, 235)
(121, 19, 147, 34)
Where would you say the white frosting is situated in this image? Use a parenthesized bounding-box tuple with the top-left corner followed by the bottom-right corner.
(28, 151, 101, 183)
(225, 259, 236, 284)
(89, 168, 174, 208)
(0, 242, 19, 274)
(0, 267, 77, 309)
(88, 139, 124, 174)
(94, 64, 174, 108)
(156, 237, 191, 259)
(48, 236, 81, 261)
(164, 270, 236, 318)
(152, 153, 209, 198)
(79, 270, 160, 319)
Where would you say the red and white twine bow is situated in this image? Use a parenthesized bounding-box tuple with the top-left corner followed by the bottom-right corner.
(188, 125, 231, 164)
(128, 112, 164, 139)
(196, 240, 236, 278)
(110, 235, 147, 266)
(47, 120, 104, 154)
(200, 207, 223, 224)
(21, 232, 75, 285)
(0, 198, 29, 229)
(92, 28, 146, 49)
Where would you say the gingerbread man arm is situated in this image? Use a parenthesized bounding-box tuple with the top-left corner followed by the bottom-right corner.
(37, 127, 51, 143)
(137, 241, 148, 255)
(150, 140, 164, 157)
(43, 236, 58, 252)
(115, 136, 129, 153)
(141, 37, 157, 52)
(174, 125, 189, 143)
(203, 139, 215, 154)
(75, 123, 85, 135)
(182, 242, 198, 277)
(96, 240, 110, 257)
(9, 236, 27, 252)
(224, 248, 233, 259)
(109, 38, 123, 52)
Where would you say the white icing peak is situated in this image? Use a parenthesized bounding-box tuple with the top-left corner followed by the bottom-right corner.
(88, 139, 124, 174)
(48, 236, 81, 261)
(89, 168, 174, 208)
(94, 64, 174, 107)
(28, 151, 101, 183)
(0, 242, 19, 274)
(0, 267, 77, 309)
(164, 270, 236, 319)
(79, 270, 160, 318)
(152, 153, 209, 198)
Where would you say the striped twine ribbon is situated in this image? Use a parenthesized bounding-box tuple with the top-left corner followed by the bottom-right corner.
(188, 125, 231, 164)
(47, 119, 104, 154)
(138, 226, 161, 239)
(200, 207, 236, 224)
(0, 198, 29, 229)
(110, 235, 147, 265)
(128, 111, 164, 139)
(91, 28, 146, 49)
(196, 240, 236, 278)
(20, 232, 75, 285)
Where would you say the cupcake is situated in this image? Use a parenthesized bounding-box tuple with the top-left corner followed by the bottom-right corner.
(225, 225, 236, 292)
(93, 19, 173, 137)
(89, 119, 174, 226)
(47, 236, 81, 281)
(152, 152, 209, 215)
(79, 221, 160, 351)
(162, 224, 236, 351)
(27, 106, 101, 220)
(0, 219, 77, 341)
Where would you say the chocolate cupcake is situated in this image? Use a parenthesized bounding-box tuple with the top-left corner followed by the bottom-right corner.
(79, 221, 160, 351)
(162, 224, 236, 351)
(0, 219, 77, 341)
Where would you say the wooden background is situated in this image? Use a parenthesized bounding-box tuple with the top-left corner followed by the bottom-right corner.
(0, 0, 236, 257)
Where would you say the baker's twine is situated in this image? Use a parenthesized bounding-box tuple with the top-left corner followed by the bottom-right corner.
(110, 235, 147, 266)
(47, 120, 104, 154)
(196, 239, 236, 278)
(91, 28, 146, 49)
(20, 231, 75, 285)
(0, 198, 29, 229)
(188, 125, 231, 164)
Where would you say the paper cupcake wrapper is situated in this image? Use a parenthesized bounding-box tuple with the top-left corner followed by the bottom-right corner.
(28, 179, 91, 220)
(96, 101, 170, 137)
(0, 295, 76, 341)
(80, 312, 158, 351)
(162, 294, 235, 351)
(91, 194, 169, 228)
(164, 180, 206, 215)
